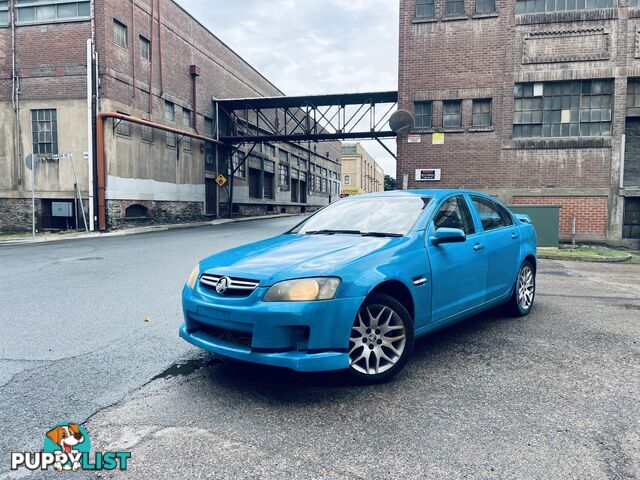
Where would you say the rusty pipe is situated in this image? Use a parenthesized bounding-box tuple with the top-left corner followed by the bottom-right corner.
(157, 0, 164, 94)
(148, 0, 154, 115)
(95, 112, 224, 231)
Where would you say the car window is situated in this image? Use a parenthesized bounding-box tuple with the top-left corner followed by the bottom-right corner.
(471, 196, 513, 231)
(433, 196, 475, 235)
(290, 196, 431, 236)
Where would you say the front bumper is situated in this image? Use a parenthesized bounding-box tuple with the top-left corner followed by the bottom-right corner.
(180, 284, 364, 372)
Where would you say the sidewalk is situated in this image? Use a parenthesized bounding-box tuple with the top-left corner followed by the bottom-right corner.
(0, 214, 301, 247)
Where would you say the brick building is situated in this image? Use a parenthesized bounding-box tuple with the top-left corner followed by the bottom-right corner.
(0, 0, 341, 232)
(340, 143, 385, 195)
(398, 0, 640, 244)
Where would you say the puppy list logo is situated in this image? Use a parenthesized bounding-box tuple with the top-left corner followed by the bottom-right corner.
(10, 423, 131, 472)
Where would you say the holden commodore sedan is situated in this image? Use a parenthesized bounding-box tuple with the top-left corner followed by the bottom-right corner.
(180, 190, 537, 383)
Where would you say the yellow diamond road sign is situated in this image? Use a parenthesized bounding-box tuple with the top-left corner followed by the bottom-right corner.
(215, 174, 227, 187)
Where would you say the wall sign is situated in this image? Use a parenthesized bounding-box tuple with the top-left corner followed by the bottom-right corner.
(407, 134, 422, 144)
(432, 133, 444, 145)
(415, 169, 441, 182)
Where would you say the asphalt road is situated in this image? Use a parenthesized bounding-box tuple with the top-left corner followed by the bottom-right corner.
(1, 217, 639, 479)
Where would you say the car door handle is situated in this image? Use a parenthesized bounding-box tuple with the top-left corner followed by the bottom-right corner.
(511, 232, 520, 239)
(473, 243, 485, 251)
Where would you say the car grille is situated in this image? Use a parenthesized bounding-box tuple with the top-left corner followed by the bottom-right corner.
(200, 324, 253, 348)
(199, 274, 260, 296)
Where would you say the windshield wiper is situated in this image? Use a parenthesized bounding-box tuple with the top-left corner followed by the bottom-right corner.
(361, 232, 403, 238)
(305, 229, 362, 235)
(305, 229, 402, 237)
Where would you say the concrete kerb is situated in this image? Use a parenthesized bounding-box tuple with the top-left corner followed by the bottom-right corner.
(0, 214, 303, 247)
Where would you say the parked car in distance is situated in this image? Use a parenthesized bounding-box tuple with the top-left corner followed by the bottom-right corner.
(180, 190, 537, 383)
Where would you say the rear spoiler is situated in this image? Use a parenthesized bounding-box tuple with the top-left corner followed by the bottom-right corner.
(515, 213, 532, 224)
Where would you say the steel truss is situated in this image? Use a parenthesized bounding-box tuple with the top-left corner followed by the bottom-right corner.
(215, 91, 398, 144)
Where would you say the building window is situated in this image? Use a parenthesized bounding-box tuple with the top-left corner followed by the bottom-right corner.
(164, 101, 175, 122)
(415, 101, 433, 129)
(446, 0, 465, 15)
(416, 0, 436, 18)
(263, 143, 276, 157)
(628, 79, 640, 108)
(279, 164, 289, 187)
(113, 19, 128, 49)
(164, 101, 175, 147)
(230, 152, 246, 178)
(16, 0, 90, 24)
(516, 0, 616, 13)
(139, 35, 150, 61)
(0, 1, 8, 26)
(141, 125, 153, 143)
(475, 0, 496, 13)
(204, 117, 214, 135)
(115, 113, 131, 137)
(443, 100, 462, 128)
(632, 0, 640, 6)
(513, 80, 613, 138)
(31, 109, 58, 155)
(182, 108, 192, 127)
(472, 99, 492, 127)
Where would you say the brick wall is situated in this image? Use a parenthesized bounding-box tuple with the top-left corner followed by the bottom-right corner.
(397, 0, 634, 241)
(513, 196, 608, 238)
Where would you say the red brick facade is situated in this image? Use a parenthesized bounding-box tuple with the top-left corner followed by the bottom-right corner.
(397, 0, 640, 243)
(513, 196, 608, 238)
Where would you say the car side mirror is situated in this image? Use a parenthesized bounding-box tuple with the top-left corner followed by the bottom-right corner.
(430, 227, 467, 245)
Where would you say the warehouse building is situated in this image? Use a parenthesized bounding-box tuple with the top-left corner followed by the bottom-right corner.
(398, 0, 640, 244)
(0, 0, 341, 232)
(340, 143, 385, 195)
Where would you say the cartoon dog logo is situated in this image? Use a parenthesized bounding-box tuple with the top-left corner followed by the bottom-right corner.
(45, 423, 85, 471)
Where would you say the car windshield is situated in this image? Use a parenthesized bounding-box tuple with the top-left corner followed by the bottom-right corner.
(290, 196, 430, 237)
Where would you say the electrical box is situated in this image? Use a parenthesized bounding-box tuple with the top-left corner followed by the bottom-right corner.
(52, 202, 73, 217)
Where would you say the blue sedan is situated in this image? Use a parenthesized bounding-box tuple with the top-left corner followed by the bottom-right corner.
(180, 190, 537, 382)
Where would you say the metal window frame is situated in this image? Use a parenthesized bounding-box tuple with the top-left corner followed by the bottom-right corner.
(443, 100, 462, 128)
(445, 0, 465, 15)
(30, 108, 59, 155)
(14, 0, 90, 25)
(113, 18, 128, 49)
(513, 80, 613, 139)
(415, 101, 433, 129)
(416, 0, 436, 17)
(138, 35, 150, 61)
(0, 0, 8, 27)
(472, 99, 492, 127)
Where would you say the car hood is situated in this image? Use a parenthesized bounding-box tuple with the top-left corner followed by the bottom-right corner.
(199, 234, 402, 285)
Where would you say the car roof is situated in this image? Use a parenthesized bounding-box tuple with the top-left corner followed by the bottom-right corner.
(356, 189, 489, 200)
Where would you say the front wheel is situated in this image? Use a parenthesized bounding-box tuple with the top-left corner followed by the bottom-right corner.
(508, 260, 536, 316)
(347, 294, 414, 384)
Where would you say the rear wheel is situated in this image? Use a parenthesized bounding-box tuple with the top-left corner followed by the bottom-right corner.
(347, 294, 414, 384)
(508, 260, 536, 316)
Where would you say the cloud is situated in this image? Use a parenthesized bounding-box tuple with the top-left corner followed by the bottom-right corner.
(176, 0, 399, 176)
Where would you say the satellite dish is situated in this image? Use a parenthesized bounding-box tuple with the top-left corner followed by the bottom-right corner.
(389, 110, 414, 135)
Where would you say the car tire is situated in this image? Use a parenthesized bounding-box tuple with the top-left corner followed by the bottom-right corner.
(508, 260, 536, 317)
(346, 294, 414, 384)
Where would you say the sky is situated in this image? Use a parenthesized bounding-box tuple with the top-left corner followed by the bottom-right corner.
(176, 0, 400, 177)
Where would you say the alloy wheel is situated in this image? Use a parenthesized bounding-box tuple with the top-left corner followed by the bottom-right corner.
(517, 265, 535, 311)
(349, 305, 406, 375)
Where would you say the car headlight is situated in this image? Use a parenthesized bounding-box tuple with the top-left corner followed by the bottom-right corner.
(187, 265, 200, 289)
(263, 277, 341, 302)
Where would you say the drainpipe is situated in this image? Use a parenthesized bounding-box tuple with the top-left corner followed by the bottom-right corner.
(148, 0, 154, 116)
(11, 0, 22, 188)
(190, 65, 200, 132)
(130, 0, 136, 98)
(157, 0, 163, 95)
(87, 39, 95, 231)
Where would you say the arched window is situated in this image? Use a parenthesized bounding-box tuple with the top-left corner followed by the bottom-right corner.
(125, 204, 150, 219)
(344, 175, 351, 185)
